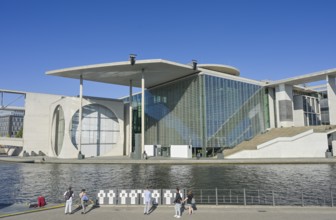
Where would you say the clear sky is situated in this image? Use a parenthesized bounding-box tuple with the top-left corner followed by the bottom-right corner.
(0, 0, 335, 100)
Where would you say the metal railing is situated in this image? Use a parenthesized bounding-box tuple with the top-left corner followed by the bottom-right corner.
(191, 188, 335, 207)
(96, 188, 336, 207)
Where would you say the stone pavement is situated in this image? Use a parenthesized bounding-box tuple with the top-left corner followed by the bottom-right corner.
(1, 155, 336, 165)
(2, 205, 336, 220)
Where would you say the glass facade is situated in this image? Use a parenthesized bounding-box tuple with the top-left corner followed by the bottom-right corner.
(320, 92, 329, 125)
(204, 75, 267, 148)
(144, 75, 202, 148)
(125, 73, 268, 153)
(302, 95, 321, 126)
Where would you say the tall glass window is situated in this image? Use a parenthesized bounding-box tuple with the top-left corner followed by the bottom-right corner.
(204, 75, 266, 148)
(70, 104, 120, 157)
(145, 75, 203, 148)
(125, 74, 267, 152)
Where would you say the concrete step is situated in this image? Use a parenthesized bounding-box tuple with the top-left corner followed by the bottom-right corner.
(224, 125, 336, 157)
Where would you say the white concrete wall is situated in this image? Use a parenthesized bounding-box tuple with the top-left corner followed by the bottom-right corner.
(144, 145, 155, 156)
(226, 130, 327, 158)
(23, 93, 64, 156)
(268, 88, 276, 128)
(49, 96, 80, 158)
(293, 95, 305, 126)
(0, 137, 23, 147)
(327, 75, 336, 125)
(23, 93, 125, 158)
(170, 145, 192, 158)
(275, 84, 294, 127)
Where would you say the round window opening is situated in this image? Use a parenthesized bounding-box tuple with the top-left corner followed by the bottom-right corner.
(70, 104, 120, 157)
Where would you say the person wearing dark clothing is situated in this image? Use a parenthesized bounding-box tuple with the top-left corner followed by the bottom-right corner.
(143, 151, 148, 160)
(183, 190, 194, 215)
(173, 187, 182, 218)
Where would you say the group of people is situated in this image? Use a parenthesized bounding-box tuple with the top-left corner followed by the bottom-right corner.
(64, 187, 89, 215)
(143, 186, 195, 218)
(173, 188, 194, 218)
(63, 186, 194, 217)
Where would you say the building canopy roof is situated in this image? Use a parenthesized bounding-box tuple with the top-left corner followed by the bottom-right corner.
(267, 68, 336, 86)
(46, 59, 202, 88)
(198, 64, 240, 76)
(46, 58, 336, 90)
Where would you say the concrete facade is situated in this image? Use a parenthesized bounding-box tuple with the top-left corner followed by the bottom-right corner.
(327, 75, 336, 125)
(2, 59, 336, 159)
(22, 92, 125, 159)
(275, 84, 294, 127)
(23, 93, 63, 156)
(226, 130, 328, 158)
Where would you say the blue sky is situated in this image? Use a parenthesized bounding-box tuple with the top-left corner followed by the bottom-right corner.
(0, 0, 335, 100)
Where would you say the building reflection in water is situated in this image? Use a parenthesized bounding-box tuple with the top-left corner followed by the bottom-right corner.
(1, 163, 336, 204)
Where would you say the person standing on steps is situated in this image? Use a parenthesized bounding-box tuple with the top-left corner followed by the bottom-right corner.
(143, 186, 151, 215)
(64, 187, 74, 214)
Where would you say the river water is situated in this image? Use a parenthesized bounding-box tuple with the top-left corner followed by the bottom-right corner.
(1, 162, 336, 205)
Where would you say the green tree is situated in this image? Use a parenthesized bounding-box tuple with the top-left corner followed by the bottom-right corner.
(15, 128, 23, 138)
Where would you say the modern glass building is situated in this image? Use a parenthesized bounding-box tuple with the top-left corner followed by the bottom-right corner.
(2, 59, 336, 159)
(124, 68, 268, 155)
(42, 58, 336, 158)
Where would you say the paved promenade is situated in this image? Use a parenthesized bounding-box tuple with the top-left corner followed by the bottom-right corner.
(2, 205, 336, 220)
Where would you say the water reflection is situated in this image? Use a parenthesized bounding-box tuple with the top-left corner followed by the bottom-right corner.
(1, 162, 336, 204)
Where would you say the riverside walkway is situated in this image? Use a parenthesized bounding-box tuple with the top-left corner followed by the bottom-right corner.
(1, 205, 336, 220)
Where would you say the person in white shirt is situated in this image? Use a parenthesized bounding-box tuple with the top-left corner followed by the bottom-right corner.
(143, 187, 151, 215)
(64, 187, 74, 214)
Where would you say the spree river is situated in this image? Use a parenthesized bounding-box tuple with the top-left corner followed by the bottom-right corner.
(1, 162, 336, 204)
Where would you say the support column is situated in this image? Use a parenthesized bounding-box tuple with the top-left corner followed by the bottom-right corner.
(78, 75, 83, 156)
(267, 88, 276, 128)
(129, 80, 133, 157)
(141, 69, 145, 155)
(0, 92, 3, 108)
(327, 75, 336, 125)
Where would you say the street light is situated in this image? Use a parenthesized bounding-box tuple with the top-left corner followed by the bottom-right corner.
(130, 54, 137, 65)
(192, 59, 197, 70)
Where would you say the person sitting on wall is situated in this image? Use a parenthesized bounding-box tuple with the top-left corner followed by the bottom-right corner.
(38, 195, 46, 207)
(143, 151, 148, 160)
(28, 195, 46, 208)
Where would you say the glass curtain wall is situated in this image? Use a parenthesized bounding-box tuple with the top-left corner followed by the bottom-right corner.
(125, 74, 268, 154)
(204, 75, 267, 149)
(145, 75, 203, 148)
(70, 104, 120, 157)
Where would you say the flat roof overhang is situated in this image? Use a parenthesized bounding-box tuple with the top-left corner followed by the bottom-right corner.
(267, 68, 336, 87)
(46, 59, 200, 88)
